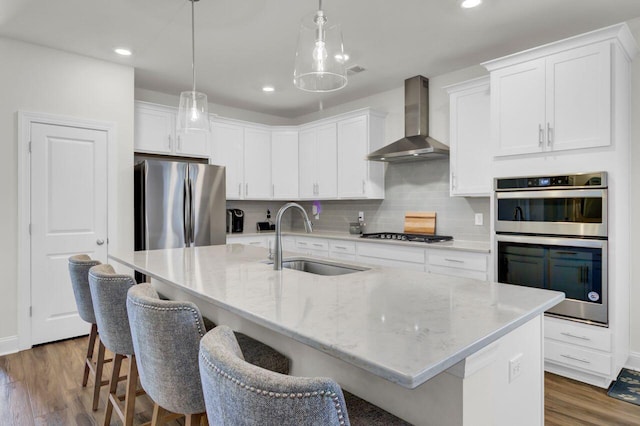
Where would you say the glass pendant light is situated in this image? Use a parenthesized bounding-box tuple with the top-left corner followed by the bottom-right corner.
(293, 0, 347, 92)
(177, 0, 209, 133)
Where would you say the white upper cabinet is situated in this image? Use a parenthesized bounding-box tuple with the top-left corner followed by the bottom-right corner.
(337, 111, 386, 199)
(243, 127, 272, 199)
(271, 130, 299, 200)
(134, 102, 210, 158)
(299, 123, 337, 199)
(134, 103, 174, 155)
(446, 77, 491, 197)
(211, 120, 244, 199)
(485, 35, 616, 157)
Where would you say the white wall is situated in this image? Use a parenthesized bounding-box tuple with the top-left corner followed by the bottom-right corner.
(0, 38, 134, 343)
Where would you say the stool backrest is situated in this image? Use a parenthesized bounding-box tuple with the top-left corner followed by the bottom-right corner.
(199, 325, 350, 426)
(68, 254, 101, 324)
(88, 264, 135, 355)
(126, 283, 207, 415)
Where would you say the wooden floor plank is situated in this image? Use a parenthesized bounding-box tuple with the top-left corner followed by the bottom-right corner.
(7, 336, 640, 425)
(0, 381, 35, 426)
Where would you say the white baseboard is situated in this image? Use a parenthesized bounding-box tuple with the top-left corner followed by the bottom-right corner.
(626, 351, 640, 371)
(0, 335, 19, 356)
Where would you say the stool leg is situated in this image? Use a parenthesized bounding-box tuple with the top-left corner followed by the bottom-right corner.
(185, 413, 207, 426)
(151, 403, 167, 426)
(123, 354, 138, 426)
(103, 353, 124, 426)
(82, 323, 98, 387)
(92, 339, 107, 411)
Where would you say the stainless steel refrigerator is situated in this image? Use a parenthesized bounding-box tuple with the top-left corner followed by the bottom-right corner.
(134, 158, 226, 253)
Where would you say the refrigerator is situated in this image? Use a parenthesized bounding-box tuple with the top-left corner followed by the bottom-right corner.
(134, 158, 226, 253)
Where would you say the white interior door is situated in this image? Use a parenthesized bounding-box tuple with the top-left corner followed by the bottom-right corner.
(30, 122, 108, 345)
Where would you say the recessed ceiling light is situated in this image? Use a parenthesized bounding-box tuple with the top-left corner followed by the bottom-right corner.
(262, 86, 275, 92)
(460, 0, 482, 8)
(114, 48, 132, 56)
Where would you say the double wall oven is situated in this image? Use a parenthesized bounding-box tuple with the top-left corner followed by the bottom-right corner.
(495, 172, 608, 325)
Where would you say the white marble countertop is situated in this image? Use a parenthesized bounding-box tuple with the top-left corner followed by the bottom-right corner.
(110, 244, 562, 389)
(228, 231, 491, 253)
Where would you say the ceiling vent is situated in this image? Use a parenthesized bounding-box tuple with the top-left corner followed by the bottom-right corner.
(346, 65, 366, 75)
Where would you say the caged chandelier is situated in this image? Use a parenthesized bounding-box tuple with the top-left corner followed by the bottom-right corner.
(177, 0, 209, 133)
(293, 0, 348, 92)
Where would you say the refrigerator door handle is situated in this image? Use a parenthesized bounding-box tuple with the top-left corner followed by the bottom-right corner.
(184, 167, 191, 246)
(189, 173, 196, 246)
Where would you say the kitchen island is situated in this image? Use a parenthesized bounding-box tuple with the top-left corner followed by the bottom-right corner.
(110, 244, 563, 426)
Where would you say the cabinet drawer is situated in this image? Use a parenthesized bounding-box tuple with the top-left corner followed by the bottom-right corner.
(546, 340, 612, 376)
(545, 317, 611, 352)
(428, 251, 487, 272)
(429, 265, 487, 281)
(357, 242, 425, 264)
(296, 238, 328, 251)
(329, 241, 356, 255)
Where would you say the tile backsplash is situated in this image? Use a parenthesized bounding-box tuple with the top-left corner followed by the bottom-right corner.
(228, 159, 490, 241)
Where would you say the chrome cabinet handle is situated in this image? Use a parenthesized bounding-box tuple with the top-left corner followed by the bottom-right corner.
(245, 183, 248, 197)
(168, 135, 172, 149)
(560, 354, 590, 364)
(362, 180, 366, 195)
(96, 239, 105, 246)
(272, 184, 275, 197)
(238, 183, 241, 197)
(298, 242, 308, 246)
(312, 243, 323, 247)
(444, 258, 464, 263)
(334, 246, 347, 250)
(451, 172, 456, 191)
(538, 124, 543, 147)
(560, 332, 591, 341)
(547, 122, 552, 146)
(177, 135, 182, 151)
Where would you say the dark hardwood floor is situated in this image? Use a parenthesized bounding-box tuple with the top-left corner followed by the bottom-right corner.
(2, 335, 640, 425)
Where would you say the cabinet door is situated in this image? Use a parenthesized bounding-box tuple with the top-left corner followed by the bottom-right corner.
(491, 59, 546, 157)
(337, 116, 368, 198)
(315, 123, 338, 198)
(176, 131, 210, 158)
(546, 42, 611, 152)
(449, 80, 491, 196)
(243, 128, 272, 199)
(298, 128, 317, 198)
(272, 131, 299, 199)
(135, 104, 174, 154)
(211, 121, 244, 199)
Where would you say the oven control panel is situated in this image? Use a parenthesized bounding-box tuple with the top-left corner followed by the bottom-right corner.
(495, 172, 607, 190)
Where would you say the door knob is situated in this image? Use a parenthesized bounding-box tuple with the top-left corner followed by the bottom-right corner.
(96, 239, 105, 246)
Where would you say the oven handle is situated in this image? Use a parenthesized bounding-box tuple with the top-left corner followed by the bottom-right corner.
(495, 234, 606, 248)
(496, 188, 606, 200)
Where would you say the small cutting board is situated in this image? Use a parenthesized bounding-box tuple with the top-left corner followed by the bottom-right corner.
(404, 211, 436, 235)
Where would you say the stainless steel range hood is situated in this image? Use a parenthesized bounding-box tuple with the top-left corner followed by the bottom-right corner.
(367, 75, 449, 162)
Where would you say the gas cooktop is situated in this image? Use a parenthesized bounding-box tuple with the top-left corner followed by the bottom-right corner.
(360, 233, 453, 243)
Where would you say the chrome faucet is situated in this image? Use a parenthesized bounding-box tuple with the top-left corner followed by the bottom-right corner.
(274, 202, 313, 270)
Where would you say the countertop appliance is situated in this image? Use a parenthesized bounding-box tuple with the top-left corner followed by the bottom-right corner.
(367, 76, 449, 162)
(135, 159, 226, 252)
(227, 209, 244, 233)
(361, 232, 453, 243)
(495, 172, 608, 325)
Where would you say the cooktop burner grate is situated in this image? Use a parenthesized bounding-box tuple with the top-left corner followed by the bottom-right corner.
(360, 232, 453, 243)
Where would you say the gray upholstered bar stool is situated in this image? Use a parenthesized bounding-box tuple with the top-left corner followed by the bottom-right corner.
(126, 283, 208, 425)
(88, 264, 142, 426)
(68, 254, 109, 411)
(199, 325, 412, 426)
(126, 283, 291, 425)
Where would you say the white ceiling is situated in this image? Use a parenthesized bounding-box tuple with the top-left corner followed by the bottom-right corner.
(2, 0, 640, 118)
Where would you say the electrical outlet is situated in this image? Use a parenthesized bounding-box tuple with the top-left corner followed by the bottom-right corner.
(474, 213, 483, 226)
(358, 211, 364, 222)
(509, 353, 523, 383)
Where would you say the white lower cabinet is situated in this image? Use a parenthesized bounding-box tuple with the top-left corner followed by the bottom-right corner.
(427, 250, 488, 281)
(295, 237, 329, 258)
(357, 242, 425, 271)
(226, 234, 270, 248)
(329, 241, 357, 262)
(544, 316, 614, 387)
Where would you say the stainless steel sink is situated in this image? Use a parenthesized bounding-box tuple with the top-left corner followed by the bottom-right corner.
(264, 258, 369, 276)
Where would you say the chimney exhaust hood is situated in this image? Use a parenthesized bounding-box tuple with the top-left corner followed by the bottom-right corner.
(367, 75, 449, 162)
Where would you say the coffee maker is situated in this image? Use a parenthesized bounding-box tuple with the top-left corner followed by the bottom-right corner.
(226, 209, 244, 233)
